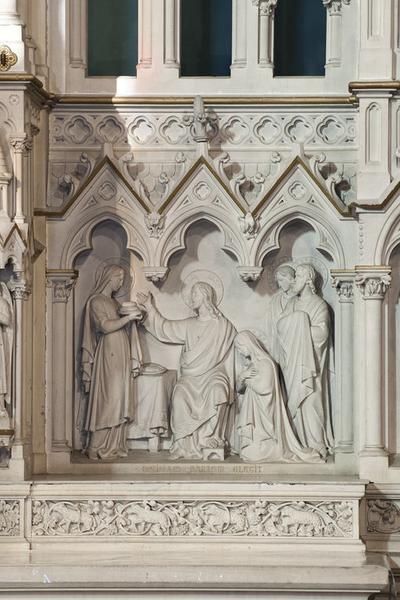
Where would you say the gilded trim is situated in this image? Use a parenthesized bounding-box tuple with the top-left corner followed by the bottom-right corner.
(3, 224, 27, 249)
(354, 265, 391, 271)
(35, 156, 150, 217)
(54, 95, 358, 106)
(46, 269, 79, 276)
(158, 155, 246, 215)
(351, 179, 400, 212)
(0, 429, 14, 436)
(349, 81, 400, 93)
(0, 73, 52, 102)
(252, 156, 351, 218)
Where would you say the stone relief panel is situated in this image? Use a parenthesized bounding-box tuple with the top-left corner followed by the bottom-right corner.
(67, 215, 336, 463)
(366, 499, 400, 535)
(44, 139, 359, 470)
(50, 110, 357, 151)
(47, 108, 357, 210)
(0, 500, 20, 536)
(32, 499, 354, 538)
(214, 111, 357, 148)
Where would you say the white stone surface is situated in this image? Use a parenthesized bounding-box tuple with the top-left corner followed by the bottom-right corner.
(3, 0, 400, 595)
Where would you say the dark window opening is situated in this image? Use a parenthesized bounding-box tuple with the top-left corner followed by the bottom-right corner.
(87, 0, 138, 76)
(180, 0, 232, 77)
(274, 0, 326, 76)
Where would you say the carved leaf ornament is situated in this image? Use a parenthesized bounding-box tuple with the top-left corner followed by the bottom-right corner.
(32, 499, 353, 538)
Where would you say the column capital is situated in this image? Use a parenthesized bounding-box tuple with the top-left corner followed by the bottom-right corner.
(355, 267, 391, 300)
(9, 278, 31, 300)
(252, 0, 277, 16)
(9, 135, 33, 154)
(331, 270, 355, 303)
(46, 270, 78, 303)
(322, 0, 351, 15)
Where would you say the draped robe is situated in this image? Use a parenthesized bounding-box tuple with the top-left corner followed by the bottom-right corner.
(144, 308, 236, 459)
(277, 294, 334, 457)
(0, 285, 13, 417)
(265, 289, 290, 363)
(236, 355, 321, 463)
(82, 294, 134, 458)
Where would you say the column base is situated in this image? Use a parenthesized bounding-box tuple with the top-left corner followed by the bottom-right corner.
(335, 442, 354, 454)
(47, 449, 72, 473)
(359, 454, 389, 480)
(0, 443, 31, 481)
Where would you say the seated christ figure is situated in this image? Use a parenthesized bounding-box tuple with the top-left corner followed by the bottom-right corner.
(137, 282, 236, 460)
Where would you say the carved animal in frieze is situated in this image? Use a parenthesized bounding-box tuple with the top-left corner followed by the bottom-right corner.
(267, 504, 325, 536)
(200, 504, 247, 534)
(200, 504, 230, 533)
(50, 503, 93, 534)
(277, 506, 324, 535)
(124, 504, 171, 534)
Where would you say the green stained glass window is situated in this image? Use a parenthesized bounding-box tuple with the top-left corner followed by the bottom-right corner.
(180, 0, 232, 77)
(87, 0, 138, 76)
(274, 0, 327, 76)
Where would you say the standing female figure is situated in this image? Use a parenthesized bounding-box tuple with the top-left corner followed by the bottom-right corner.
(81, 265, 139, 460)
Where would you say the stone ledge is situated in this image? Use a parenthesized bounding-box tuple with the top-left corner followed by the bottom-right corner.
(0, 558, 389, 598)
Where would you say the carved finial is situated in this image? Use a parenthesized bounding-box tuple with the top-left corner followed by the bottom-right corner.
(239, 213, 260, 240)
(183, 96, 217, 145)
(144, 212, 165, 239)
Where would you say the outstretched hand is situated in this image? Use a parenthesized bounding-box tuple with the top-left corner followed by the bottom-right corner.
(137, 291, 153, 312)
(242, 366, 258, 380)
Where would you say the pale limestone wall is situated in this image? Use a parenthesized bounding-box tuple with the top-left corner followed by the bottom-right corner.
(0, 0, 399, 597)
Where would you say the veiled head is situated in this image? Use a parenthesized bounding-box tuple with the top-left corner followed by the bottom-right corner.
(93, 264, 125, 295)
(234, 330, 269, 361)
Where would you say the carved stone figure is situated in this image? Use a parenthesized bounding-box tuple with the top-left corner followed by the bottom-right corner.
(0, 283, 13, 422)
(138, 282, 236, 461)
(276, 264, 334, 459)
(234, 331, 321, 463)
(265, 265, 296, 362)
(81, 265, 142, 460)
